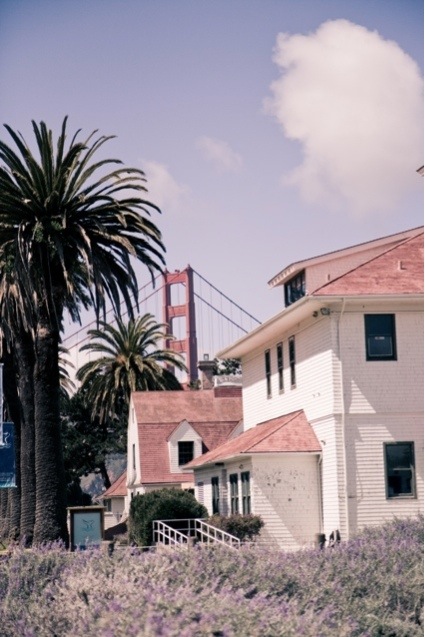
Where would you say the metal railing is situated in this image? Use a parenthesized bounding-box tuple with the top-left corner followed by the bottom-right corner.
(153, 518, 240, 549)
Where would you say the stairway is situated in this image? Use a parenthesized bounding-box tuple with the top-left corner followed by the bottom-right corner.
(153, 518, 240, 549)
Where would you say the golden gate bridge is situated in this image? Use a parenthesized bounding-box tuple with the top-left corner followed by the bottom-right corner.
(62, 265, 261, 385)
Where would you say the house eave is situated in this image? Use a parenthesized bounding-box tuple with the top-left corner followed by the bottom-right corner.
(217, 293, 423, 359)
(184, 450, 322, 471)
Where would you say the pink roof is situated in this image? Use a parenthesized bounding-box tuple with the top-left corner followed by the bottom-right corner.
(100, 470, 127, 498)
(132, 387, 242, 423)
(313, 232, 424, 297)
(185, 410, 321, 469)
(133, 387, 242, 485)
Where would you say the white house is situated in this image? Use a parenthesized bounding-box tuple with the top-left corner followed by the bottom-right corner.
(185, 227, 424, 550)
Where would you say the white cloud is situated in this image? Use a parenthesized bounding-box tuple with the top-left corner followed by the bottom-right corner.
(142, 160, 189, 213)
(197, 136, 243, 173)
(265, 20, 424, 216)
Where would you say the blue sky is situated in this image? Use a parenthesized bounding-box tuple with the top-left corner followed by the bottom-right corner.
(1, 0, 423, 324)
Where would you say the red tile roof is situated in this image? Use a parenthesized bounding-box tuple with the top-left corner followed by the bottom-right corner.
(132, 387, 242, 423)
(184, 410, 321, 469)
(133, 387, 242, 485)
(100, 470, 127, 498)
(313, 232, 424, 297)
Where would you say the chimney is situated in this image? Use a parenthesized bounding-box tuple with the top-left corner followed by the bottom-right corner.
(198, 357, 216, 390)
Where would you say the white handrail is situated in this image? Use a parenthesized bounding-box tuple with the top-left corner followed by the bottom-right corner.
(153, 518, 240, 549)
(153, 520, 189, 547)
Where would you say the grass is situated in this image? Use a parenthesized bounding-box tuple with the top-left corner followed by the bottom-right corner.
(0, 516, 422, 636)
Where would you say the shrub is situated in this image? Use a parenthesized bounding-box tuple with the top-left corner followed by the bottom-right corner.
(129, 488, 208, 546)
(208, 514, 264, 541)
(0, 516, 422, 636)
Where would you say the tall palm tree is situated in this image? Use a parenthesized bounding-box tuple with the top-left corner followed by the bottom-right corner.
(77, 314, 187, 424)
(0, 118, 165, 543)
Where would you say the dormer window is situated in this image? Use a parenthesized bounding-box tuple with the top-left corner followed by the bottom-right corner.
(284, 270, 305, 307)
(178, 441, 194, 465)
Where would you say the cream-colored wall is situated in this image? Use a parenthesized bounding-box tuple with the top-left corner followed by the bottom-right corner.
(253, 454, 321, 550)
(194, 455, 321, 550)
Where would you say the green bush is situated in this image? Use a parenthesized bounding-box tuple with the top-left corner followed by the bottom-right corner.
(129, 488, 208, 546)
(208, 513, 264, 541)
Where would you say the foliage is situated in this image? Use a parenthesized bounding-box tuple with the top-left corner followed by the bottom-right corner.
(77, 314, 186, 424)
(213, 358, 242, 376)
(208, 514, 264, 541)
(61, 389, 126, 490)
(129, 488, 208, 547)
(0, 117, 165, 543)
(0, 516, 422, 636)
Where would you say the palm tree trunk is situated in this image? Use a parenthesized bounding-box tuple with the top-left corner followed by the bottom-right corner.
(0, 489, 8, 540)
(2, 349, 21, 540)
(99, 460, 111, 490)
(12, 334, 36, 544)
(33, 313, 68, 545)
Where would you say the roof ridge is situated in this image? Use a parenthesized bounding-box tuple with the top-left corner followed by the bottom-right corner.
(312, 231, 423, 295)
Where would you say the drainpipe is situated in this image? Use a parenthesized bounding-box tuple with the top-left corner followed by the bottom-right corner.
(336, 299, 350, 540)
(317, 453, 324, 533)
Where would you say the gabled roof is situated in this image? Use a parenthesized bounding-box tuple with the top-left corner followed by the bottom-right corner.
(268, 226, 422, 288)
(184, 410, 321, 469)
(99, 470, 127, 499)
(313, 232, 423, 296)
(218, 227, 424, 359)
(132, 387, 242, 423)
(132, 387, 243, 485)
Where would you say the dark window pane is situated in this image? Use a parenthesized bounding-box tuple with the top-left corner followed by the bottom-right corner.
(212, 477, 220, 514)
(178, 441, 194, 465)
(365, 314, 396, 361)
(385, 443, 415, 497)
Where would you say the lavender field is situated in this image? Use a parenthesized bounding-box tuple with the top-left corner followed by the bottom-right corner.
(0, 517, 422, 637)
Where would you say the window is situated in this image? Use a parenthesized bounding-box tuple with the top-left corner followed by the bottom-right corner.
(385, 442, 415, 498)
(104, 498, 112, 512)
(132, 444, 136, 471)
(289, 336, 296, 388)
(365, 314, 397, 361)
(211, 477, 220, 514)
(229, 473, 239, 514)
(197, 481, 204, 504)
(285, 270, 305, 307)
(178, 441, 194, 465)
(265, 349, 271, 398)
(241, 471, 251, 514)
(277, 342, 284, 392)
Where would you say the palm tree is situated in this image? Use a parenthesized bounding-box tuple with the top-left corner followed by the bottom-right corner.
(77, 314, 187, 424)
(0, 118, 165, 543)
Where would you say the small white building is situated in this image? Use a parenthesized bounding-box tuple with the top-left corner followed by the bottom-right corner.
(125, 383, 243, 514)
(185, 227, 424, 549)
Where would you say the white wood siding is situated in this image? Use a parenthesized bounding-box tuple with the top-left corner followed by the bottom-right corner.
(339, 308, 423, 415)
(242, 317, 335, 429)
(344, 414, 424, 533)
(194, 462, 253, 517)
(126, 399, 140, 485)
(312, 416, 347, 539)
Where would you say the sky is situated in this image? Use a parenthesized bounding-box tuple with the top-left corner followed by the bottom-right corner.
(0, 0, 423, 327)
